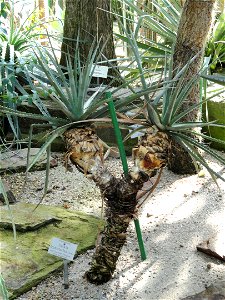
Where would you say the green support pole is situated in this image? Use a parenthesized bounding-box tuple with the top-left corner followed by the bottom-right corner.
(106, 91, 147, 261)
(134, 219, 146, 260)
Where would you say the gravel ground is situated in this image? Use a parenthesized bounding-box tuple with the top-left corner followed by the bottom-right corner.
(3, 152, 225, 300)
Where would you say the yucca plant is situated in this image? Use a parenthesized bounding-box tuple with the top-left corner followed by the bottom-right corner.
(136, 81, 224, 190)
(121, 25, 225, 183)
(1, 29, 225, 286)
(0, 0, 48, 140)
(0, 42, 38, 141)
(85, 22, 225, 283)
(133, 71, 225, 183)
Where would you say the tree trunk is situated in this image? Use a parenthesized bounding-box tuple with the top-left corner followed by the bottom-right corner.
(60, 0, 118, 85)
(168, 0, 216, 174)
(38, 0, 49, 45)
(138, 0, 157, 42)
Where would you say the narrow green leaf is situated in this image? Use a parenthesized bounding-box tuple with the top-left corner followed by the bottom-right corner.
(27, 128, 65, 172)
(200, 74, 225, 86)
(172, 134, 225, 183)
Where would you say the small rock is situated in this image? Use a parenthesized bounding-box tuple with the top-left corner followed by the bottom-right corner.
(198, 170, 205, 177)
(36, 187, 43, 192)
(146, 213, 153, 218)
(192, 190, 199, 195)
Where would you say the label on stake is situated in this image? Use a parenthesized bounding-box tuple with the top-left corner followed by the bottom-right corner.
(48, 237, 78, 261)
(91, 65, 108, 78)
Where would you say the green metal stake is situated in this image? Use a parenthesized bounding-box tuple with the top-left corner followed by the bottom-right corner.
(106, 91, 147, 260)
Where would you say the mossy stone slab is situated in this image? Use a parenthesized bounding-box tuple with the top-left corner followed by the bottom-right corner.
(0, 204, 61, 232)
(0, 203, 104, 299)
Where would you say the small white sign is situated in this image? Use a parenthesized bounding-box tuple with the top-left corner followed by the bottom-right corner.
(91, 65, 108, 78)
(48, 238, 78, 261)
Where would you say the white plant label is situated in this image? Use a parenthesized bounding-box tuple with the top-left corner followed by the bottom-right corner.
(48, 237, 78, 261)
(91, 65, 108, 78)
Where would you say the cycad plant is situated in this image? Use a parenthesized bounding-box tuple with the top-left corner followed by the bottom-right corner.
(0, 38, 158, 283)
(1, 30, 225, 285)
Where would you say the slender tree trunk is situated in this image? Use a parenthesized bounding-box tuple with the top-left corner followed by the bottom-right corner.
(168, 0, 216, 174)
(60, 0, 119, 85)
(38, 0, 49, 45)
(138, 0, 157, 42)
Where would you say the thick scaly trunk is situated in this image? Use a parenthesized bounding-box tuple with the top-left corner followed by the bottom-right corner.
(61, 0, 115, 66)
(63, 127, 149, 283)
(169, 0, 216, 174)
(85, 165, 149, 284)
(84, 126, 170, 283)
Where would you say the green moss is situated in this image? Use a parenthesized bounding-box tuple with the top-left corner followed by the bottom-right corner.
(0, 203, 104, 299)
(203, 100, 225, 151)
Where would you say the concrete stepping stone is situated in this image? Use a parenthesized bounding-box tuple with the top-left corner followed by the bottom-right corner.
(0, 148, 57, 174)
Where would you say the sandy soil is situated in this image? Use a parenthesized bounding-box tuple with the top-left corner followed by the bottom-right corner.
(3, 152, 225, 300)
